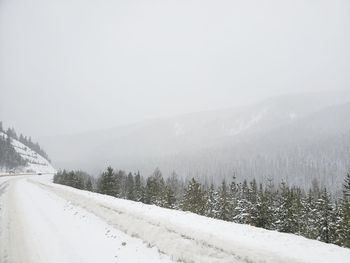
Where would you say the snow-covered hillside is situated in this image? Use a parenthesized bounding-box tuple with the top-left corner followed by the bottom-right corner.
(0, 132, 56, 174)
(1, 174, 349, 263)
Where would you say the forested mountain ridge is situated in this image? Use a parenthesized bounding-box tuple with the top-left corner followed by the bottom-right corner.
(41, 91, 350, 191)
(0, 121, 55, 173)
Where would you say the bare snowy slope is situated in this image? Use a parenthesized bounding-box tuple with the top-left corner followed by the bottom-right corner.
(0, 132, 55, 174)
(1, 174, 349, 263)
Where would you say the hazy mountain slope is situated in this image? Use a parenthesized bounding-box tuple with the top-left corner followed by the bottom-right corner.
(40, 91, 350, 190)
(0, 132, 55, 173)
(172, 103, 350, 190)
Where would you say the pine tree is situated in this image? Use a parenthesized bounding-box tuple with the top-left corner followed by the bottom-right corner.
(255, 183, 270, 228)
(205, 183, 218, 218)
(97, 166, 118, 197)
(303, 190, 318, 239)
(181, 178, 205, 215)
(166, 171, 183, 208)
(216, 180, 231, 221)
(229, 177, 239, 221)
(264, 178, 277, 230)
(248, 179, 259, 226)
(85, 177, 93, 191)
(234, 180, 252, 224)
(316, 188, 333, 243)
(134, 171, 145, 202)
(164, 185, 176, 209)
(276, 182, 293, 233)
(145, 168, 166, 206)
(339, 172, 350, 247)
(126, 172, 135, 200)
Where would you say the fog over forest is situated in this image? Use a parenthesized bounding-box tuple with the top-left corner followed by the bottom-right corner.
(1, 0, 350, 191)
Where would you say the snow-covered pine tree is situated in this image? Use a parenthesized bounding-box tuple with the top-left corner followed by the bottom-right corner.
(134, 171, 145, 203)
(234, 180, 252, 224)
(339, 172, 350, 247)
(264, 178, 277, 230)
(302, 189, 319, 239)
(166, 172, 183, 209)
(126, 172, 135, 200)
(164, 185, 176, 209)
(229, 177, 239, 221)
(316, 188, 333, 243)
(255, 183, 270, 229)
(145, 168, 166, 206)
(247, 179, 259, 226)
(216, 180, 231, 221)
(85, 177, 93, 191)
(97, 166, 119, 197)
(204, 183, 218, 218)
(181, 178, 205, 215)
(276, 182, 293, 233)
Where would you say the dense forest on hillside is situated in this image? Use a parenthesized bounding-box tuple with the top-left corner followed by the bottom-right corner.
(0, 121, 50, 167)
(0, 133, 27, 169)
(54, 167, 350, 249)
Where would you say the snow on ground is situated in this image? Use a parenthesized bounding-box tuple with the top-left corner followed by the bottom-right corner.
(27, 175, 350, 263)
(1, 174, 350, 263)
(0, 175, 173, 263)
(0, 132, 56, 174)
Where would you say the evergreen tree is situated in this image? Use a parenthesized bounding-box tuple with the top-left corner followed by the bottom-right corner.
(315, 188, 333, 243)
(339, 172, 350, 247)
(97, 166, 118, 197)
(255, 183, 270, 228)
(248, 179, 259, 226)
(166, 171, 183, 208)
(85, 177, 93, 191)
(164, 185, 176, 209)
(205, 183, 218, 218)
(229, 177, 239, 221)
(234, 180, 253, 224)
(181, 178, 205, 215)
(303, 190, 319, 239)
(126, 172, 135, 200)
(134, 171, 145, 202)
(145, 168, 166, 206)
(276, 182, 293, 233)
(216, 180, 231, 221)
(264, 178, 277, 230)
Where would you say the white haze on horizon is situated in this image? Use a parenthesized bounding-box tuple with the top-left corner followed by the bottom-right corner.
(1, 0, 349, 137)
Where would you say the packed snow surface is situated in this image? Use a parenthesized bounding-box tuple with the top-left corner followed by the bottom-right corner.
(0, 176, 172, 263)
(1, 174, 350, 263)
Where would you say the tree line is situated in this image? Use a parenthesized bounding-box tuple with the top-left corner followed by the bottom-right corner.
(53, 167, 350, 248)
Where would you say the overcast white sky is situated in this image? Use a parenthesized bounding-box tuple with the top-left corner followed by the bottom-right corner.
(1, 0, 349, 137)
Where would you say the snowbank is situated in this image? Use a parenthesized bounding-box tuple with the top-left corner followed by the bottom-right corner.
(33, 176, 350, 263)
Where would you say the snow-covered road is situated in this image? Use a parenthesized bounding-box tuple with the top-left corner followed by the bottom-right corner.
(0, 176, 172, 263)
(1, 175, 350, 263)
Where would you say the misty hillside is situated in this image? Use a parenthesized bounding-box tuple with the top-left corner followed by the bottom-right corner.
(41, 91, 350, 190)
(0, 123, 55, 173)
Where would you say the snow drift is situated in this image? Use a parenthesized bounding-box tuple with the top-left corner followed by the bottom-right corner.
(31, 175, 350, 263)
